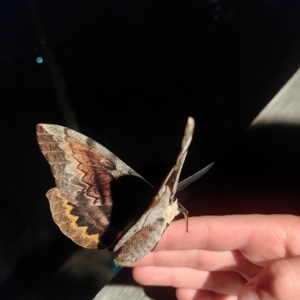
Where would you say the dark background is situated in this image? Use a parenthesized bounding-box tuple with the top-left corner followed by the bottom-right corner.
(1, 0, 300, 299)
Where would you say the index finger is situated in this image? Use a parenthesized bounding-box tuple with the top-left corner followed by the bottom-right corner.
(155, 214, 300, 262)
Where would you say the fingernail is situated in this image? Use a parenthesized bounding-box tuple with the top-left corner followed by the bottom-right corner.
(239, 287, 260, 300)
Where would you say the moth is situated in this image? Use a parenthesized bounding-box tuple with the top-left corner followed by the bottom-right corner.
(36, 117, 213, 266)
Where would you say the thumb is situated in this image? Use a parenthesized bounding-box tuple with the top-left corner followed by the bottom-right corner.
(238, 257, 300, 300)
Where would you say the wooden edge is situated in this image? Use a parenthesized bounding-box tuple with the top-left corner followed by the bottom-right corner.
(251, 68, 300, 126)
(93, 267, 177, 300)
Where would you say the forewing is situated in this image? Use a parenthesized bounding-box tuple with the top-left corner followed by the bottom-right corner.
(114, 117, 195, 265)
(37, 124, 143, 206)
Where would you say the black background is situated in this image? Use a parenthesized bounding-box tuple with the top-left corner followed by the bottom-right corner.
(1, 0, 300, 299)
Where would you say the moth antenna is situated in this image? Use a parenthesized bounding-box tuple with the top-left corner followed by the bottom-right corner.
(178, 203, 189, 232)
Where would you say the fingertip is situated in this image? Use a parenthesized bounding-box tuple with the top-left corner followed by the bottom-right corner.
(132, 266, 167, 286)
(132, 266, 149, 285)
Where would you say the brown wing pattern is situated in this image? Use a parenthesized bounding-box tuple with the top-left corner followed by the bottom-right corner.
(36, 124, 148, 248)
(37, 124, 140, 206)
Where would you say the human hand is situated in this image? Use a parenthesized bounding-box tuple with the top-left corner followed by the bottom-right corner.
(131, 214, 300, 300)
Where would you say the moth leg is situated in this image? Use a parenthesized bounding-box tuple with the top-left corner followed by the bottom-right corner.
(178, 203, 189, 232)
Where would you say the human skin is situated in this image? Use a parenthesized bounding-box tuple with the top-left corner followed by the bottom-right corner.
(131, 214, 300, 300)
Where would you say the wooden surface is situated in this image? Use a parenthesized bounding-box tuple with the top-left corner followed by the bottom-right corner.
(93, 268, 177, 300)
(251, 68, 300, 126)
(93, 68, 300, 300)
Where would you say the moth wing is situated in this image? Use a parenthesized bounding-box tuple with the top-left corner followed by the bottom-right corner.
(114, 117, 195, 266)
(37, 124, 144, 206)
(46, 187, 110, 248)
(37, 124, 152, 248)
